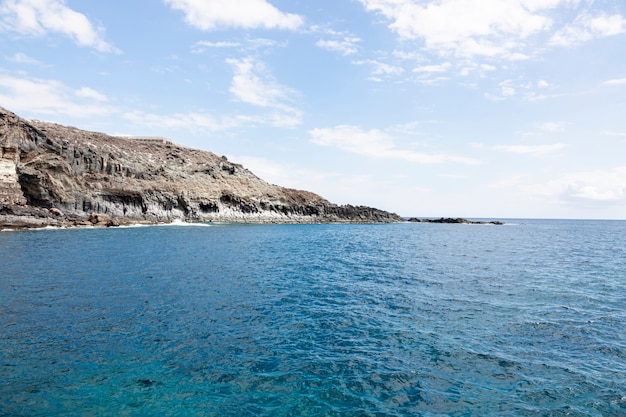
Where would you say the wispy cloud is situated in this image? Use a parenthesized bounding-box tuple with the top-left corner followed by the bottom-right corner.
(495, 143, 567, 156)
(603, 78, 626, 86)
(75, 87, 108, 102)
(352, 59, 404, 82)
(126, 56, 304, 132)
(191, 37, 285, 54)
(485, 79, 518, 101)
(309, 125, 480, 164)
(413, 62, 451, 73)
(312, 25, 361, 56)
(537, 79, 551, 88)
(6, 52, 40, 64)
(164, 0, 303, 30)
(316, 37, 361, 56)
(0, 0, 119, 53)
(541, 167, 626, 203)
(123, 110, 248, 133)
(539, 122, 567, 132)
(550, 13, 626, 47)
(227, 58, 286, 107)
(191, 40, 241, 53)
(0, 74, 117, 117)
(226, 57, 302, 126)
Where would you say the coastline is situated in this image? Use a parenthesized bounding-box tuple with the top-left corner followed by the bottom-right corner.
(0, 205, 401, 231)
(2, 210, 513, 232)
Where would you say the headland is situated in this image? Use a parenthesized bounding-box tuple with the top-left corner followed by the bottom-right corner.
(1, 107, 401, 229)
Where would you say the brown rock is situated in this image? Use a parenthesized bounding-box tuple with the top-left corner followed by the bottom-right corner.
(89, 212, 111, 225)
(49, 207, 64, 216)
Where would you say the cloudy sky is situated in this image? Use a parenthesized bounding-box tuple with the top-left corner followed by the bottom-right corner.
(1, 0, 626, 219)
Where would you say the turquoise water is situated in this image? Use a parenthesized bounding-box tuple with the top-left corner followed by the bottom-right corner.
(1, 220, 625, 416)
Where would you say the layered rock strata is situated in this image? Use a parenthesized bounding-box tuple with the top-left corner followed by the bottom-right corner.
(1, 107, 401, 228)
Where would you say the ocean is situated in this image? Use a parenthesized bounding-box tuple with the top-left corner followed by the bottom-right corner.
(1, 219, 625, 416)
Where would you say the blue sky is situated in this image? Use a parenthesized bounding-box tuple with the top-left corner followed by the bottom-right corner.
(1, 0, 626, 219)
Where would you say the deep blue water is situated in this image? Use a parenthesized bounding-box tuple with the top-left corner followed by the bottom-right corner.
(1, 219, 625, 416)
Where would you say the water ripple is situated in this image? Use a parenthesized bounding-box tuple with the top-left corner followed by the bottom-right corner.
(1, 220, 625, 416)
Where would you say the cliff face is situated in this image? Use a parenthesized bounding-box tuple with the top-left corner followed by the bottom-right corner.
(0, 107, 401, 227)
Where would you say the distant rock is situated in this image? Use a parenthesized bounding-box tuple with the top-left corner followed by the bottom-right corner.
(88, 212, 111, 225)
(407, 217, 504, 225)
(0, 106, 402, 228)
(48, 207, 64, 217)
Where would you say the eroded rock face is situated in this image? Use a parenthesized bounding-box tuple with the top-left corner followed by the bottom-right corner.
(0, 114, 28, 206)
(0, 107, 401, 227)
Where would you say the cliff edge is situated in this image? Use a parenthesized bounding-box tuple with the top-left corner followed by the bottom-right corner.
(1, 107, 401, 228)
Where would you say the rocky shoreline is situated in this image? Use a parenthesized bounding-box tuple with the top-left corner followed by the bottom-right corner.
(0, 205, 148, 230)
(0, 204, 402, 231)
(1, 106, 401, 229)
(407, 217, 504, 225)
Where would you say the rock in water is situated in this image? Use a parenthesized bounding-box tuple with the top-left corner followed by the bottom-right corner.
(0, 107, 401, 226)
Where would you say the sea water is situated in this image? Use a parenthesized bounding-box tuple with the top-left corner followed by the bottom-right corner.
(1, 220, 625, 416)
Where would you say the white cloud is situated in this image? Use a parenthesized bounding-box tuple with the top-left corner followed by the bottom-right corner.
(0, 0, 118, 53)
(75, 87, 108, 102)
(352, 59, 405, 81)
(123, 110, 247, 133)
(316, 37, 361, 56)
(496, 143, 567, 155)
(164, 0, 303, 30)
(309, 125, 480, 164)
(124, 108, 303, 134)
(125, 57, 303, 132)
(125, 108, 303, 132)
(486, 79, 517, 100)
(226, 57, 302, 126)
(312, 26, 362, 56)
(413, 62, 451, 73)
(0, 74, 116, 117)
(550, 13, 626, 47)
(191, 38, 285, 54)
(359, 0, 559, 58)
(604, 78, 626, 86)
(191, 40, 241, 53)
(359, 1, 626, 60)
(541, 167, 626, 203)
(195, 41, 240, 48)
(500, 80, 517, 96)
(537, 79, 551, 88)
(247, 37, 284, 49)
(539, 122, 567, 132)
(7, 52, 39, 64)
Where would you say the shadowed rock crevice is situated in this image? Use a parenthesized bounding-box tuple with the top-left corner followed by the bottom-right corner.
(0, 107, 402, 228)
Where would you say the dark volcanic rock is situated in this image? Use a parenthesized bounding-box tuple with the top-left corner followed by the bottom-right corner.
(407, 217, 504, 225)
(0, 107, 401, 227)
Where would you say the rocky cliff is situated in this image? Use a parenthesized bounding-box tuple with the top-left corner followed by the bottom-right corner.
(0, 107, 401, 228)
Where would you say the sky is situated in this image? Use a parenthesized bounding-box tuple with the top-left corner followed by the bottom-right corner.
(1, 0, 626, 219)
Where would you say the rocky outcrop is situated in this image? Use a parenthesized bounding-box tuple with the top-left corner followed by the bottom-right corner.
(407, 217, 504, 225)
(0, 106, 401, 228)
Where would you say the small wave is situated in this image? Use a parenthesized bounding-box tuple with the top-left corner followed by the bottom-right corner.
(156, 219, 212, 227)
(117, 219, 212, 228)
